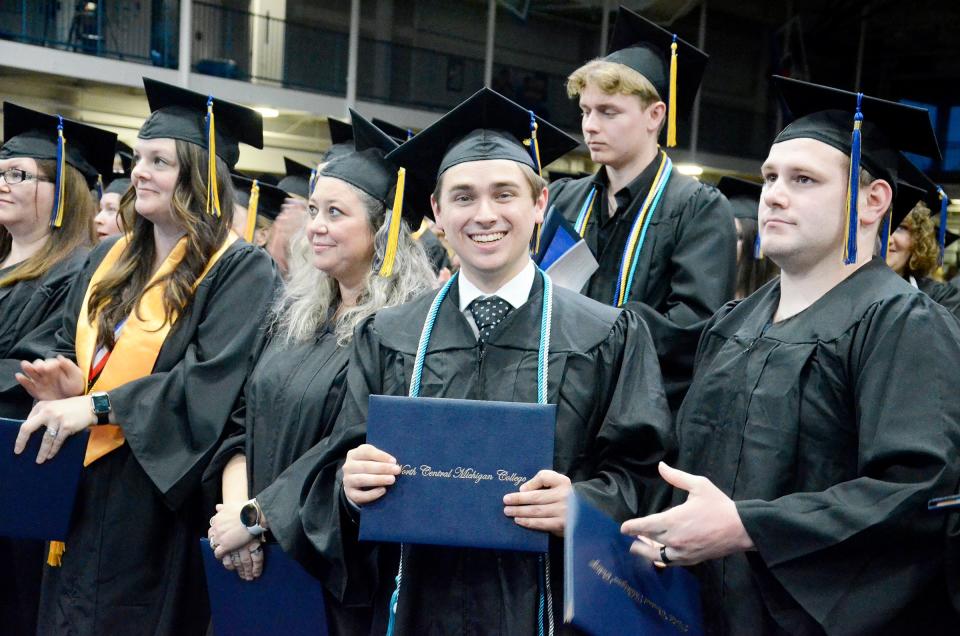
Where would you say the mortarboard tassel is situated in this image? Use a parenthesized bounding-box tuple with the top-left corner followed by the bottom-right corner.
(378, 167, 406, 277)
(523, 111, 543, 176)
(308, 168, 318, 197)
(47, 540, 65, 567)
(205, 96, 222, 217)
(243, 179, 260, 243)
(50, 116, 67, 228)
(753, 233, 763, 260)
(405, 128, 414, 141)
(879, 208, 892, 260)
(666, 35, 679, 148)
(843, 92, 864, 265)
(937, 186, 948, 265)
(95, 174, 104, 202)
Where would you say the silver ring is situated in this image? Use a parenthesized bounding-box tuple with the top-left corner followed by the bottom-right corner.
(660, 545, 672, 565)
(46, 426, 59, 438)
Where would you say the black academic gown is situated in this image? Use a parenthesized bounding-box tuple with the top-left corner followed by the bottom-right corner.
(548, 161, 737, 412)
(256, 272, 675, 636)
(0, 248, 87, 636)
(205, 324, 371, 635)
(36, 236, 281, 636)
(675, 259, 960, 635)
(916, 277, 960, 321)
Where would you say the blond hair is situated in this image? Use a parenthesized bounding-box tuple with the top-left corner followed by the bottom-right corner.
(566, 59, 661, 106)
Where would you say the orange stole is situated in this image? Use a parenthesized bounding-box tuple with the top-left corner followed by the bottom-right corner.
(75, 233, 239, 466)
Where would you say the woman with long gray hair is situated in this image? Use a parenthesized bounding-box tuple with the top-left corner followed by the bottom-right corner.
(206, 111, 435, 633)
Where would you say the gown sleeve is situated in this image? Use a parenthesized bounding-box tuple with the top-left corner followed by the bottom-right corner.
(571, 310, 677, 519)
(106, 247, 281, 509)
(0, 257, 84, 415)
(255, 315, 383, 604)
(735, 294, 960, 633)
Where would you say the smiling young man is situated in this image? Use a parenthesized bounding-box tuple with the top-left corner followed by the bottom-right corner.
(621, 76, 960, 634)
(276, 88, 676, 635)
(547, 7, 736, 411)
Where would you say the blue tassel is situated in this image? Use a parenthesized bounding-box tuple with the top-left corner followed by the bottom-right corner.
(50, 115, 67, 228)
(844, 93, 864, 265)
(308, 168, 317, 197)
(405, 128, 414, 141)
(937, 187, 948, 265)
(527, 110, 542, 175)
(95, 174, 104, 202)
(879, 209, 892, 260)
(753, 233, 762, 260)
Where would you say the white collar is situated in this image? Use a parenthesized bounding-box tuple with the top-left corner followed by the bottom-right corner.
(458, 260, 536, 313)
(909, 275, 919, 288)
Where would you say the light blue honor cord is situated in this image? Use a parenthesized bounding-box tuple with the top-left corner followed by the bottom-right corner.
(386, 268, 555, 636)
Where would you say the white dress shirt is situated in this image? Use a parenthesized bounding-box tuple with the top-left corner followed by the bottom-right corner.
(458, 260, 536, 337)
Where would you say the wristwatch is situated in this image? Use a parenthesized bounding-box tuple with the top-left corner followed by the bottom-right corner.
(90, 391, 111, 425)
(240, 498, 266, 536)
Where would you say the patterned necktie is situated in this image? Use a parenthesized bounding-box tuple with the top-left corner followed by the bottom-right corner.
(469, 296, 513, 343)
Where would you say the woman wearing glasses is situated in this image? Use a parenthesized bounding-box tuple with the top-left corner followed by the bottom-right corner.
(0, 104, 115, 636)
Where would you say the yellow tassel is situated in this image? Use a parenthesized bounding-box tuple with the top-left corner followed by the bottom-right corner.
(666, 37, 679, 148)
(378, 168, 406, 277)
(244, 179, 259, 243)
(205, 98, 222, 217)
(47, 541, 65, 567)
(50, 120, 67, 228)
(410, 218, 428, 241)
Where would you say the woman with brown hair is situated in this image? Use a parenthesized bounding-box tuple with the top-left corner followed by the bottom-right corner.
(716, 176, 780, 300)
(11, 78, 281, 635)
(887, 205, 960, 320)
(0, 103, 115, 636)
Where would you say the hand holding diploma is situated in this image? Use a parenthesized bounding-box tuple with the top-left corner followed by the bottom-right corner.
(342, 443, 401, 506)
(503, 469, 572, 537)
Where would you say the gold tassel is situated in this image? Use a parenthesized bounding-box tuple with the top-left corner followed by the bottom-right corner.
(666, 36, 679, 148)
(243, 179, 260, 242)
(205, 97, 222, 217)
(50, 117, 67, 228)
(378, 168, 406, 277)
(47, 541, 65, 567)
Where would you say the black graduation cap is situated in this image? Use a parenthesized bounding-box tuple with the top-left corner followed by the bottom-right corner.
(385, 87, 579, 184)
(104, 178, 131, 197)
(604, 6, 708, 147)
(772, 75, 941, 265)
(277, 156, 315, 199)
(1, 102, 118, 226)
(231, 174, 286, 243)
(896, 153, 953, 262)
(321, 116, 355, 163)
(1, 102, 117, 184)
(114, 140, 133, 176)
(372, 117, 413, 143)
(318, 110, 431, 277)
(139, 78, 263, 169)
(716, 176, 762, 221)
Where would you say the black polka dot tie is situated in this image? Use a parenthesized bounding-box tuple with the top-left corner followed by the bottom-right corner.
(469, 295, 513, 344)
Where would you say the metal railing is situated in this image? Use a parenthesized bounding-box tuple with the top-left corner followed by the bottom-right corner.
(0, 0, 178, 67)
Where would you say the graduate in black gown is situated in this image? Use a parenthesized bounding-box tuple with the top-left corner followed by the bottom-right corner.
(622, 77, 960, 634)
(0, 103, 115, 636)
(244, 88, 674, 635)
(11, 78, 281, 636)
(716, 176, 780, 300)
(546, 7, 736, 411)
(205, 110, 436, 634)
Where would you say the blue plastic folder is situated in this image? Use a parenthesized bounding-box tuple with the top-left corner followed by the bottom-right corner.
(200, 538, 328, 636)
(564, 493, 704, 636)
(534, 205, 581, 271)
(0, 417, 88, 540)
(360, 395, 556, 553)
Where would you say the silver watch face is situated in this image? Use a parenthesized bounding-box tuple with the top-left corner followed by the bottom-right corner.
(240, 503, 258, 527)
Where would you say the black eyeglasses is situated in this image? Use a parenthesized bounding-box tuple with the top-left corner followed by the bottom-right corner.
(0, 168, 54, 185)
